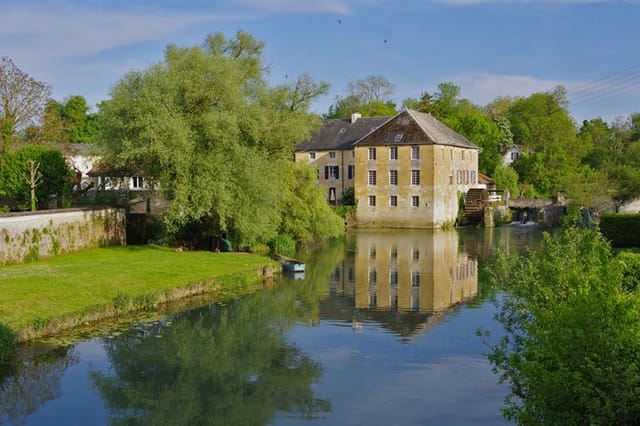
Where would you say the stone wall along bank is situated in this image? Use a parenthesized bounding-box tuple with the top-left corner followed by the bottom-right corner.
(0, 208, 125, 266)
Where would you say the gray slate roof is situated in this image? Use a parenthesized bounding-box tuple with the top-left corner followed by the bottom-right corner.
(406, 109, 479, 150)
(295, 116, 391, 152)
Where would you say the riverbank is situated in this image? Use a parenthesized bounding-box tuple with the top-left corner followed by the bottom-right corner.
(0, 245, 279, 359)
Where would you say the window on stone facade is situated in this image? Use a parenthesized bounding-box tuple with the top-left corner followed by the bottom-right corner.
(412, 248, 420, 260)
(325, 166, 339, 179)
(368, 147, 377, 160)
(411, 169, 420, 185)
(368, 170, 377, 186)
(411, 146, 420, 160)
(348, 165, 354, 180)
(309, 152, 316, 160)
(389, 146, 398, 160)
(389, 170, 398, 185)
(368, 195, 376, 207)
(390, 195, 397, 207)
(471, 170, 476, 184)
(131, 176, 144, 189)
(329, 151, 336, 159)
(411, 196, 420, 207)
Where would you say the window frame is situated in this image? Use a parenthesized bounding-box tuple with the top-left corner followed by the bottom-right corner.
(389, 146, 398, 160)
(411, 169, 420, 186)
(368, 170, 377, 186)
(389, 169, 398, 185)
(411, 145, 420, 160)
(368, 147, 377, 160)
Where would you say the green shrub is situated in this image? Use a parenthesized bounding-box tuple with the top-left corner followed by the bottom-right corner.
(268, 234, 296, 257)
(0, 146, 73, 211)
(487, 227, 640, 424)
(600, 213, 640, 247)
(493, 206, 512, 226)
(617, 251, 640, 292)
(0, 323, 16, 361)
(333, 205, 355, 220)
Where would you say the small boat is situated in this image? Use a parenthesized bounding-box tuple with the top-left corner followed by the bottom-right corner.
(281, 259, 305, 273)
(275, 254, 306, 273)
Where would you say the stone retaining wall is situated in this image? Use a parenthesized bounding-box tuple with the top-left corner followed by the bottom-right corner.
(0, 208, 125, 266)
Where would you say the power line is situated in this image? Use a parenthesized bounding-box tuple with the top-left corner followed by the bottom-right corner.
(571, 77, 640, 106)
(569, 65, 640, 106)
(569, 64, 640, 98)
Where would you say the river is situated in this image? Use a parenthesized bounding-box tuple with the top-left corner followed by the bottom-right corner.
(0, 226, 542, 426)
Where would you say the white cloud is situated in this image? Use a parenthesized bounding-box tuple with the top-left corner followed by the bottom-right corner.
(0, 4, 243, 63)
(446, 72, 569, 104)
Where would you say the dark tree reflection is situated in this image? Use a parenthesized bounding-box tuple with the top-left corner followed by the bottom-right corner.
(0, 347, 78, 426)
(91, 284, 331, 426)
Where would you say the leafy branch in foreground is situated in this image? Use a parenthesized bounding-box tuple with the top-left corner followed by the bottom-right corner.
(485, 227, 640, 425)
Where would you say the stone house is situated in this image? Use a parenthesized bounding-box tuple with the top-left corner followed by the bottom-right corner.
(294, 113, 390, 204)
(295, 109, 481, 228)
(353, 109, 480, 228)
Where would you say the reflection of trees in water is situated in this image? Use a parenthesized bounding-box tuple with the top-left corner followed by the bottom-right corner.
(459, 226, 542, 261)
(0, 347, 78, 426)
(91, 285, 330, 426)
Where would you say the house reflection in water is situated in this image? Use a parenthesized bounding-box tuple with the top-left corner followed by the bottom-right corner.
(324, 230, 478, 339)
(353, 230, 477, 312)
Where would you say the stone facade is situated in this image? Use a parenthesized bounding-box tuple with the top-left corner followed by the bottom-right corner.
(354, 143, 478, 228)
(293, 149, 355, 205)
(295, 109, 481, 228)
(0, 208, 125, 266)
(294, 114, 390, 205)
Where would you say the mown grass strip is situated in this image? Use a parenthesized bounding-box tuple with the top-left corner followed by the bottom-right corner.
(0, 245, 278, 341)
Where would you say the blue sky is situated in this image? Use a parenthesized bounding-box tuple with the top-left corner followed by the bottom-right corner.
(1, 0, 638, 123)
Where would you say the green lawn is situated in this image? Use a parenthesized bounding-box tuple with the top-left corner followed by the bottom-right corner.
(0, 245, 277, 332)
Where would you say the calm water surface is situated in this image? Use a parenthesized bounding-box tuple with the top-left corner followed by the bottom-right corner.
(0, 227, 541, 426)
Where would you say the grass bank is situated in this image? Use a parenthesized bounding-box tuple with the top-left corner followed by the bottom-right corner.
(0, 245, 278, 356)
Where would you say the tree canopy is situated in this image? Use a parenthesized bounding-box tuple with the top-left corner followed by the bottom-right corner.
(578, 116, 640, 211)
(325, 75, 397, 119)
(0, 57, 51, 155)
(39, 95, 98, 144)
(96, 31, 343, 246)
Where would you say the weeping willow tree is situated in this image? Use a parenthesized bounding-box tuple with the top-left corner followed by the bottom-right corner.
(96, 31, 343, 247)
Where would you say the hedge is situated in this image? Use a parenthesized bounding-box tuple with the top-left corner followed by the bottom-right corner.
(599, 214, 640, 247)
